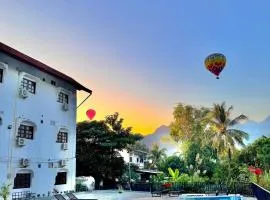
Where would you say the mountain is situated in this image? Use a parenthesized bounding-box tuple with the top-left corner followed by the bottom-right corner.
(142, 116, 270, 155)
(142, 125, 175, 155)
(235, 116, 270, 143)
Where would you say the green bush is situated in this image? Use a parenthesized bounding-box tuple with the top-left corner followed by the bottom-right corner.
(250, 170, 270, 191)
(261, 171, 270, 191)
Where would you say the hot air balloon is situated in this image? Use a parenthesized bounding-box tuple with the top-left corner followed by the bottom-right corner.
(86, 109, 96, 120)
(204, 53, 226, 79)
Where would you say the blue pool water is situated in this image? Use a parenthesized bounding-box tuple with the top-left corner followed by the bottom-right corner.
(183, 195, 243, 200)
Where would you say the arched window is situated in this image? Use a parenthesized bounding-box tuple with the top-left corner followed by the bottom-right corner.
(19, 72, 39, 95)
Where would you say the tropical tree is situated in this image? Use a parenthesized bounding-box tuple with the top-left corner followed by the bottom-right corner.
(205, 102, 249, 161)
(127, 141, 149, 153)
(76, 112, 143, 188)
(238, 136, 270, 171)
(170, 103, 210, 144)
(158, 155, 187, 175)
(149, 143, 167, 169)
(185, 142, 218, 178)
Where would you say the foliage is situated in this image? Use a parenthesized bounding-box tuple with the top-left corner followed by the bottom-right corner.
(238, 136, 270, 171)
(76, 112, 143, 188)
(168, 167, 180, 182)
(260, 171, 270, 191)
(0, 183, 11, 200)
(205, 102, 249, 159)
(128, 141, 149, 153)
(121, 163, 140, 183)
(170, 103, 210, 143)
(158, 155, 187, 175)
(185, 142, 218, 178)
(212, 160, 250, 185)
(149, 143, 167, 169)
(150, 173, 167, 184)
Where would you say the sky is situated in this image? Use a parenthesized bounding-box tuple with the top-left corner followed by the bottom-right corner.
(1, 1, 270, 135)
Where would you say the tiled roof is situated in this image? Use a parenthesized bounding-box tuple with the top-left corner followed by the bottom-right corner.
(0, 42, 92, 93)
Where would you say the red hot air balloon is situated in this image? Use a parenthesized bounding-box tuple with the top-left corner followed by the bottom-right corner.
(86, 109, 96, 120)
(204, 53, 226, 79)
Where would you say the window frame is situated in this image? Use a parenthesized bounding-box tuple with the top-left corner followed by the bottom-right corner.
(17, 124, 34, 140)
(55, 172, 67, 185)
(57, 92, 69, 104)
(13, 173, 31, 189)
(21, 78, 36, 94)
(56, 131, 68, 143)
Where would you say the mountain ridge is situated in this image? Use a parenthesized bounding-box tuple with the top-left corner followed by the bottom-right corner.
(142, 116, 270, 155)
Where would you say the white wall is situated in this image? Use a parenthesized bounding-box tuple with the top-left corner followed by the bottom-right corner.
(0, 52, 77, 198)
(119, 150, 146, 169)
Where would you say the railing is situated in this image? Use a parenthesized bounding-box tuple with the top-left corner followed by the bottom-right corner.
(251, 182, 270, 200)
(131, 181, 254, 196)
(131, 182, 151, 191)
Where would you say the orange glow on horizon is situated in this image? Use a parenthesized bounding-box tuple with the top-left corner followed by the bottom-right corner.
(76, 90, 172, 135)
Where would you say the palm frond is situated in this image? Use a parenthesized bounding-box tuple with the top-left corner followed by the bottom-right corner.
(229, 115, 248, 127)
(228, 129, 249, 146)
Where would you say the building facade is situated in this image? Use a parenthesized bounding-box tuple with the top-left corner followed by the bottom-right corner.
(0, 43, 91, 197)
(119, 149, 149, 169)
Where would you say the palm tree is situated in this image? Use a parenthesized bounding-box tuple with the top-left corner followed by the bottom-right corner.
(205, 102, 249, 161)
(149, 143, 167, 169)
(0, 183, 11, 200)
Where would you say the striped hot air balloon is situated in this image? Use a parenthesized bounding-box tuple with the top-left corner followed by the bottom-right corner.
(204, 53, 226, 79)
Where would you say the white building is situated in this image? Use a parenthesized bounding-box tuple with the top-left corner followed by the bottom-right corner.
(119, 149, 149, 169)
(0, 42, 92, 198)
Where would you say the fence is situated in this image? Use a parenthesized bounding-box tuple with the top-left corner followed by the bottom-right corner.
(251, 182, 270, 200)
(131, 181, 254, 196)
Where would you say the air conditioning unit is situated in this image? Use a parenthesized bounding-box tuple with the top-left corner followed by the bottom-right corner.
(60, 159, 67, 167)
(19, 88, 28, 98)
(62, 103, 69, 111)
(20, 158, 30, 167)
(61, 143, 68, 150)
(17, 138, 26, 146)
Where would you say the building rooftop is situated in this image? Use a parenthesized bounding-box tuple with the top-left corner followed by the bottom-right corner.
(0, 42, 92, 93)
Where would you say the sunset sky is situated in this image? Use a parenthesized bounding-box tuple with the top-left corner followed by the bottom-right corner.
(1, 1, 270, 135)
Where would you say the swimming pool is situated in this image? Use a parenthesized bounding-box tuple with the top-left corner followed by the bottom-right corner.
(181, 195, 243, 200)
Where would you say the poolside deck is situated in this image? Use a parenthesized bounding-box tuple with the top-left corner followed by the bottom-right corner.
(74, 190, 257, 200)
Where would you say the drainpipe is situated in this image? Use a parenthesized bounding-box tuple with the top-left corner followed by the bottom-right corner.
(76, 92, 92, 110)
(7, 69, 20, 184)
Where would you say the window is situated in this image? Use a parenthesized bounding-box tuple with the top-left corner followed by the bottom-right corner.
(56, 132, 68, 143)
(129, 157, 132, 162)
(58, 92, 69, 104)
(55, 172, 67, 185)
(18, 124, 34, 140)
(137, 158, 139, 163)
(0, 68, 3, 83)
(51, 80, 56, 86)
(13, 173, 31, 189)
(140, 158, 144, 163)
(21, 78, 36, 94)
